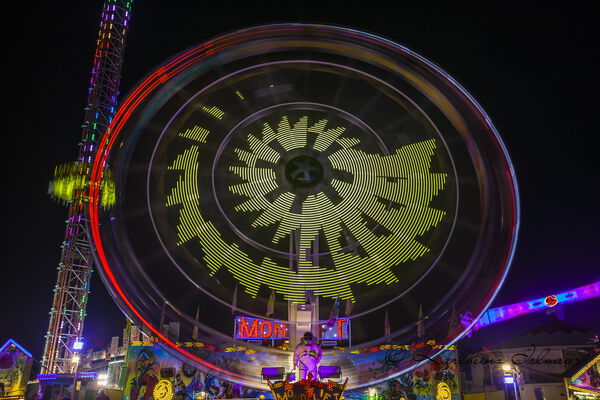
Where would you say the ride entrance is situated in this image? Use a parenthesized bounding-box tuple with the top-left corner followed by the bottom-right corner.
(88, 24, 519, 396)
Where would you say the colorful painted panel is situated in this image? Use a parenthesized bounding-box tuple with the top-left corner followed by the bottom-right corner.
(0, 340, 33, 399)
(344, 349, 460, 400)
(123, 345, 268, 400)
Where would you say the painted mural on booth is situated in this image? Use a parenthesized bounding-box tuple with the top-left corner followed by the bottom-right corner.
(344, 349, 460, 400)
(124, 345, 268, 400)
(0, 340, 33, 399)
(123, 340, 460, 400)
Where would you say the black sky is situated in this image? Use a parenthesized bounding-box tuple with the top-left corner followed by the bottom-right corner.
(2, 2, 599, 362)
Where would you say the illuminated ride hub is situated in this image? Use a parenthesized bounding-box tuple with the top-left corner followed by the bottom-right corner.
(88, 24, 519, 390)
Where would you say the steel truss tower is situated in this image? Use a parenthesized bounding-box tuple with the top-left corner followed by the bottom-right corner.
(42, 0, 132, 374)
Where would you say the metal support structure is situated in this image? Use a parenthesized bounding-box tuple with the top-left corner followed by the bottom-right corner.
(42, 0, 132, 374)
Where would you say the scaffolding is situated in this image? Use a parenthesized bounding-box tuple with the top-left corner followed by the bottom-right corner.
(41, 0, 133, 374)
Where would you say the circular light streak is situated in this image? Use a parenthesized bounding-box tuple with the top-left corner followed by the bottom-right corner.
(140, 56, 461, 318)
(88, 24, 519, 388)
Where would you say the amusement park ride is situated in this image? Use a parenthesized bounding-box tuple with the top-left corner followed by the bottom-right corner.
(47, 2, 600, 400)
(83, 19, 518, 392)
(43, 0, 132, 374)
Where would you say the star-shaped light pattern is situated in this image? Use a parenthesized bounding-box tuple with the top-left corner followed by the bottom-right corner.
(166, 116, 447, 302)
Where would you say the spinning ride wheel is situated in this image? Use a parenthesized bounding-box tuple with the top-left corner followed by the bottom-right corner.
(89, 24, 519, 388)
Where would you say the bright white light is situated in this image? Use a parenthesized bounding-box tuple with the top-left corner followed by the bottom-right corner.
(72, 355, 80, 363)
(502, 364, 511, 372)
(98, 374, 108, 380)
(73, 341, 84, 350)
(503, 376, 514, 384)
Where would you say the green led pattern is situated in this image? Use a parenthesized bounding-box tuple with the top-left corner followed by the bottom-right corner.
(178, 125, 211, 143)
(166, 116, 447, 302)
(202, 106, 225, 120)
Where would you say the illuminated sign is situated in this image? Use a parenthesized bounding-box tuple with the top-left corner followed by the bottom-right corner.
(235, 317, 350, 340)
(235, 317, 288, 339)
(319, 319, 350, 341)
(268, 376, 348, 400)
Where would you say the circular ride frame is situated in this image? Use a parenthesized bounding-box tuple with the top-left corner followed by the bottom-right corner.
(88, 24, 519, 389)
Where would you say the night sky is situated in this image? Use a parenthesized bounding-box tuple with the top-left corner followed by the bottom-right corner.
(2, 2, 598, 364)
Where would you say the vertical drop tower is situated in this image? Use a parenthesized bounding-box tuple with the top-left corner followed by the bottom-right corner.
(42, 0, 132, 374)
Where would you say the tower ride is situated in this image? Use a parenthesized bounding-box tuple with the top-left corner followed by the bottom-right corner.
(42, 0, 132, 374)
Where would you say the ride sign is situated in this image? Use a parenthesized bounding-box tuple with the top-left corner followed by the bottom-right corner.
(236, 317, 289, 339)
(234, 317, 350, 340)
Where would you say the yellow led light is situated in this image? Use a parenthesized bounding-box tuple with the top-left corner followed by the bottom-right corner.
(166, 116, 447, 302)
(178, 125, 210, 143)
(435, 382, 451, 400)
(202, 105, 225, 120)
(49, 162, 115, 208)
(153, 380, 174, 400)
